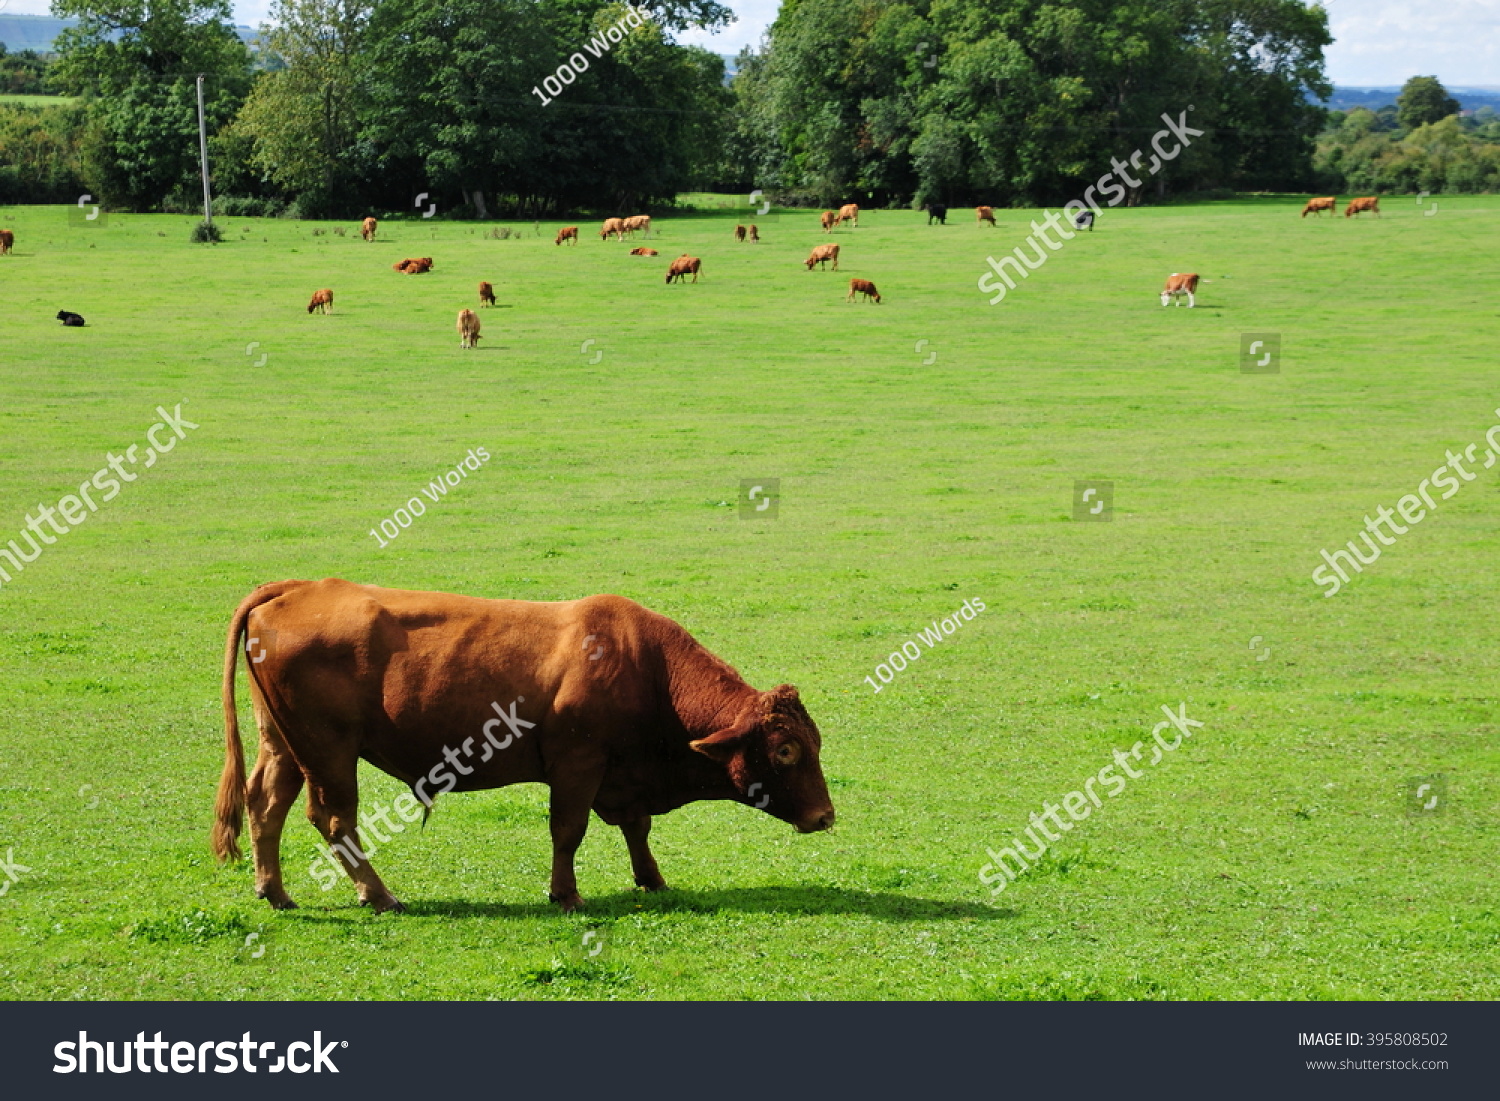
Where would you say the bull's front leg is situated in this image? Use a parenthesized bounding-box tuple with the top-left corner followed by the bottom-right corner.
(620, 817, 667, 892)
(546, 779, 601, 912)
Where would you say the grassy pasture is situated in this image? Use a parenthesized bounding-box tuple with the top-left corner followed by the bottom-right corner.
(0, 195, 1497, 1001)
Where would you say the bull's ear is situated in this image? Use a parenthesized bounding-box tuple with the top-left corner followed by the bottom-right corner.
(689, 720, 750, 764)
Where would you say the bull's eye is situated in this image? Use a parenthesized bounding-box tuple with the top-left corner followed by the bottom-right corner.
(775, 742, 801, 766)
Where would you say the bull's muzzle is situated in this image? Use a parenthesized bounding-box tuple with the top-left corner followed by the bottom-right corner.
(796, 808, 836, 833)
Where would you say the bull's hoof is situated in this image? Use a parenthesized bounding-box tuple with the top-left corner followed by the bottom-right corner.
(362, 895, 406, 914)
(271, 898, 298, 911)
(549, 891, 584, 913)
(256, 887, 298, 910)
(635, 875, 668, 892)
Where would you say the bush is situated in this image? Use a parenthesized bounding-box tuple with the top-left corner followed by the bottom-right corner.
(190, 220, 223, 243)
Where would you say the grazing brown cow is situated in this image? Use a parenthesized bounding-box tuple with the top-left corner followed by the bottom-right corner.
(623, 215, 651, 237)
(212, 580, 836, 912)
(847, 278, 881, 304)
(555, 226, 579, 246)
(630, 247, 659, 256)
(1345, 196, 1380, 218)
(457, 308, 481, 348)
(976, 206, 996, 227)
(665, 255, 701, 284)
(805, 244, 840, 271)
(748, 224, 759, 242)
(835, 203, 859, 229)
(1301, 197, 1336, 218)
(0, 228, 12, 254)
(820, 211, 837, 233)
(1160, 272, 1200, 307)
(600, 217, 626, 241)
(478, 281, 496, 307)
(307, 288, 334, 314)
(361, 217, 378, 241)
(734, 224, 747, 242)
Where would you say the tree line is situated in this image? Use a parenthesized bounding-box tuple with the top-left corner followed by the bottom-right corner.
(0, 0, 1497, 214)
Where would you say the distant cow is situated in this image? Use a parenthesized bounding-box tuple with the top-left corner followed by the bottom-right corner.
(457, 308, 481, 348)
(555, 226, 579, 246)
(1160, 272, 1200, 308)
(665, 255, 701, 284)
(394, 257, 433, 273)
(307, 288, 334, 314)
(212, 580, 836, 912)
(805, 244, 840, 271)
(56, 310, 85, 327)
(925, 204, 947, 225)
(1345, 196, 1380, 218)
(1301, 197, 1336, 218)
(0, 228, 12, 254)
(748, 224, 759, 242)
(835, 204, 859, 229)
(600, 218, 626, 241)
(976, 206, 996, 227)
(1074, 210, 1095, 231)
(478, 281, 496, 307)
(630, 247, 659, 256)
(847, 278, 881, 304)
(361, 217, 377, 241)
(734, 224, 747, 242)
(820, 211, 837, 233)
(622, 215, 651, 237)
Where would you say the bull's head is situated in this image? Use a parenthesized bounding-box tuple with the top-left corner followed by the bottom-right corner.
(690, 684, 836, 833)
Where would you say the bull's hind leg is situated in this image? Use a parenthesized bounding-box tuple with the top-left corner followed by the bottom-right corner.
(246, 715, 305, 909)
(304, 768, 404, 913)
(620, 817, 666, 892)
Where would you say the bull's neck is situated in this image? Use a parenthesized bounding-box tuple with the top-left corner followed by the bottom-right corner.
(660, 627, 759, 738)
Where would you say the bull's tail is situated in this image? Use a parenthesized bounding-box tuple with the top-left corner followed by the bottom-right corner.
(213, 580, 301, 862)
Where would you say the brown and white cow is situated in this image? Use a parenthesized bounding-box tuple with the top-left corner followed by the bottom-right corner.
(361, 217, 378, 241)
(457, 308, 481, 348)
(805, 244, 839, 271)
(665, 255, 701, 283)
(1345, 196, 1380, 218)
(1301, 197, 1336, 218)
(835, 204, 859, 229)
(820, 211, 837, 233)
(478, 281, 496, 307)
(213, 581, 835, 912)
(600, 217, 626, 241)
(556, 226, 579, 246)
(976, 206, 996, 227)
(847, 277, 880, 303)
(307, 288, 333, 314)
(734, 224, 747, 242)
(1160, 272, 1200, 307)
(0, 228, 13, 254)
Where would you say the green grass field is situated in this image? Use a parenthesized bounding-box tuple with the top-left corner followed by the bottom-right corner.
(0, 94, 76, 106)
(1, 195, 1497, 1001)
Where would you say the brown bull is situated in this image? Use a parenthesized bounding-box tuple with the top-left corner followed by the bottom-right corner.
(212, 581, 835, 912)
(1301, 197, 1336, 218)
(1345, 196, 1380, 218)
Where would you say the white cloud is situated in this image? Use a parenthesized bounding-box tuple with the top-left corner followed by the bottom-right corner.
(1321, 0, 1500, 86)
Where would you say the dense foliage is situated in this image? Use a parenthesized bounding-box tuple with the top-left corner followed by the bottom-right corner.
(6, 2, 1495, 211)
(723, 0, 1333, 207)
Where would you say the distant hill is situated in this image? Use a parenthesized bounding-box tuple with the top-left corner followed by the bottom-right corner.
(0, 12, 257, 51)
(1321, 85, 1500, 114)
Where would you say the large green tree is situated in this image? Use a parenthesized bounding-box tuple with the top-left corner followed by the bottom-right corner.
(731, 0, 1331, 207)
(1397, 75, 1459, 130)
(49, 0, 251, 209)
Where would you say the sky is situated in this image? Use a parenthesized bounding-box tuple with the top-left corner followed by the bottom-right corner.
(4, 0, 1496, 87)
